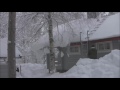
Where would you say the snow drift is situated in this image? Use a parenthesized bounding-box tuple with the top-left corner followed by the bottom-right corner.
(17, 49, 120, 78)
(16, 63, 48, 78)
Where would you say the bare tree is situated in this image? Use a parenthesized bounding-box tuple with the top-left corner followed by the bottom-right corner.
(22, 12, 84, 71)
(0, 12, 8, 38)
(9, 12, 85, 73)
(47, 12, 56, 73)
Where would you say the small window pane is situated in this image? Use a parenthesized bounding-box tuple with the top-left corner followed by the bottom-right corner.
(98, 43, 104, 50)
(70, 46, 79, 53)
(105, 43, 110, 50)
(82, 44, 87, 50)
(70, 47, 74, 52)
(75, 47, 79, 52)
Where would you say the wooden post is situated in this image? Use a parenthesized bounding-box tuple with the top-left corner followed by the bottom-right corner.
(8, 12, 16, 78)
(87, 30, 89, 57)
(80, 32, 82, 57)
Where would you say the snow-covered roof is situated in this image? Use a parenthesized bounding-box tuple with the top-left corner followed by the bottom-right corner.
(89, 13, 120, 41)
(32, 13, 120, 51)
(0, 37, 22, 57)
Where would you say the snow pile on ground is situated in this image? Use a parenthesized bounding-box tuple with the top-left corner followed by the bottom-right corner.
(17, 50, 120, 78)
(16, 63, 49, 78)
(53, 49, 120, 78)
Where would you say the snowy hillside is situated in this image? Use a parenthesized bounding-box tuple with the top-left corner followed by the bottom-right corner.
(17, 49, 120, 78)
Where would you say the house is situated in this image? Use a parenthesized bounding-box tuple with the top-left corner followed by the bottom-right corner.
(32, 13, 120, 72)
(70, 13, 120, 58)
(0, 37, 22, 63)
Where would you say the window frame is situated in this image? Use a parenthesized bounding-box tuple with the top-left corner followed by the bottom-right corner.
(118, 40, 120, 49)
(82, 43, 87, 51)
(97, 41, 112, 52)
(69, 46, 80, 54)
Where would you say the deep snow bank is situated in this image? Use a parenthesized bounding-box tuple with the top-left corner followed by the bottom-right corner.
(17, 50, 120, 78)
(47, 49, 120, 78)
(16, 63, 49, 78)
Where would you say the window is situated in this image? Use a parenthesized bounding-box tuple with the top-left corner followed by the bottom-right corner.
(118, 40, 120, 43)
(104, 42, 111, 50)
(118, 40, 120, 47)
(98, 43, 104, 50)
(70, 46, 80, 53)
(97, 41, 112, 51)
(82, 44, 87, 50)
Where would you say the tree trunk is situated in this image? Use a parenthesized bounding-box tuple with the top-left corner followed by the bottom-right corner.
(8, 12, 16, 78)
(48, 12, 56, 73)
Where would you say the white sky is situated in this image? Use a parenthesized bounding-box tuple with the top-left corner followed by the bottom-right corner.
(0, 37, 22, 57)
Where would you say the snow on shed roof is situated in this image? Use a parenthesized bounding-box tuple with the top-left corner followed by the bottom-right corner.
(0, 37, 22, 57)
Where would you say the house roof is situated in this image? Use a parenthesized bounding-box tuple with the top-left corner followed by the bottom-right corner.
(89, 13, 120, 41)
(0, 37, 22, 57)
(32, 13, 120, 51)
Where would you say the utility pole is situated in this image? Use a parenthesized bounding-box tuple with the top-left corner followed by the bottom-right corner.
(8, 12, 16, 78)
(87, 30, 89, 57)
(80, 32, 82, 57)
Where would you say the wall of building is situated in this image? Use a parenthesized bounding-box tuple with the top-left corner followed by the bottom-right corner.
(112, 40, 120, 50)
(47, 39, 120, 72)
(58, 39, 120, 71)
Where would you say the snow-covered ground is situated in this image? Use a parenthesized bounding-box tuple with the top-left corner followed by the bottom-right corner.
(17, 49, 120, 78)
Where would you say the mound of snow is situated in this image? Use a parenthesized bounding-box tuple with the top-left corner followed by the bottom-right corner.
(48, 49, 120, 78)
(63, 49, 120, 78)
(16, 63, 48, 78)
(17, 50, 120, 78)
(101, 49, 120, 67)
